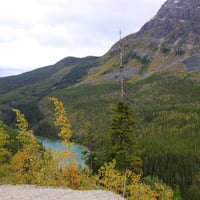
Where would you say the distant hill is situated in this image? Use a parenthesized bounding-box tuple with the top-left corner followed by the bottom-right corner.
(0, 56, 99, 94)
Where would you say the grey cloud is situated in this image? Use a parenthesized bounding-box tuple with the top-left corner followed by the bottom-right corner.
(39, 38, 69, 48)
(0, 36, 16, 44)
(32, 33, 70, 48)
(0, 0, 166, 77)
(40, 0, 158, 42)
(0, 19, 31, 29)
(0, 67, 24, 77)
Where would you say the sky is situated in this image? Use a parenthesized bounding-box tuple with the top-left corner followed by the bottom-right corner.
(0, 0, 166, 77)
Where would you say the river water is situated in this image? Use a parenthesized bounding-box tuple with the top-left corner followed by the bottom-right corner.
(36, 137, 86, 168)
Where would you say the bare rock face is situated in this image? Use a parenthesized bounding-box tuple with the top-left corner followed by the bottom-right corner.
(111, 0, 200, 50)
(156, 0, 200, 21)
(109, 0, 200, 75)
(136, 0, 200, 45)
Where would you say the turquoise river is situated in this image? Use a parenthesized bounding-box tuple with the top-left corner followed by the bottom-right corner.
(36, 137, 86, 168)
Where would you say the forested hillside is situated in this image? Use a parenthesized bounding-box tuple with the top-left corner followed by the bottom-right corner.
(34, 70, 199, 199)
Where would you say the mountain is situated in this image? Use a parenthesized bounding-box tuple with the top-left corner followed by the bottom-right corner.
(137, 0, 200, 41)
(95, 0, 200, 81)
(0, 1, 200, 199)
(1, 0, 200, 97)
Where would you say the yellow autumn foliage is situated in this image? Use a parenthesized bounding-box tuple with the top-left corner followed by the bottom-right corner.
(0, 121, 10, 163)
(49, 97, 84, 188)
(11, 109, 61, 185)
(97, 159, 173, 200)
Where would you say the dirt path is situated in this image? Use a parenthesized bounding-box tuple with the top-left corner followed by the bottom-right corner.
(0, 185, 126, 200)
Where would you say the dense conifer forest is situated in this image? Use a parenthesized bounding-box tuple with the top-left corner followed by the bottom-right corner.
(1, 71, 200, 199)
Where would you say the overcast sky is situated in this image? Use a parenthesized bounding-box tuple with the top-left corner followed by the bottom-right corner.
(0, 0, 166, 77)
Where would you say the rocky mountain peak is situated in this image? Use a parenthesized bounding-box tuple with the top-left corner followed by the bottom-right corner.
(133, 0, 200, 46)
(156, 0, 200, 22)
(109, 0, 200, 78)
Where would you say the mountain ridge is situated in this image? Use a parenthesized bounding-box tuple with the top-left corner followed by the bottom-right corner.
(1, 0, 200, 85)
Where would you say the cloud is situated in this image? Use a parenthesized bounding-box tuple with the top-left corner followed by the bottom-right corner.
(0, 66, 25, 77)
(0, 0, 166, 76)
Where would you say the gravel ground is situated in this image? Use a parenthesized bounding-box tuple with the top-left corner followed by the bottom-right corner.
(0, 185, 126, 200)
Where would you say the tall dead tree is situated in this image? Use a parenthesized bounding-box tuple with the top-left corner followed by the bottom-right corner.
(119, 32, 134, 104)
(119, 30, 127, 197)
(119, 30, 125, 102)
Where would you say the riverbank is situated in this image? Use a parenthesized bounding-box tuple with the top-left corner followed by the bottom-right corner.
(0, 185, 126, 200)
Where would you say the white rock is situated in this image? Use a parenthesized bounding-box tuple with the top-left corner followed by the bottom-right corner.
(174, 0, 180, 3)
(0, 185, 126, 200)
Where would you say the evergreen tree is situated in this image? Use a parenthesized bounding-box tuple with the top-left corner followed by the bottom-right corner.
(108, 101, 142, 174)
(82, 123, 96, 173)
(173, 185, 182, 200)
